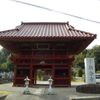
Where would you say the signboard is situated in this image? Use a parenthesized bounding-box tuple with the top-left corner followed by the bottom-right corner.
(84, 58, 96, 84)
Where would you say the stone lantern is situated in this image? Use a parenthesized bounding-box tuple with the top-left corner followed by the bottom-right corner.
(48, 76, 53, 94)
(23, 76, 31, 94)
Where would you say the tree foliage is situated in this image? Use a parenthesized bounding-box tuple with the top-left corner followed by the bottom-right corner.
(37, 69, 44, 81)
(73, 45, 100, 71)
(6, 55, 14, 71)
(77, 68, 83, 77)
(0, 48, 14, 72)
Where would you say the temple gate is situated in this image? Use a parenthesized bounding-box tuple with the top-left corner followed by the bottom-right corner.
(0, 22, 96, 86)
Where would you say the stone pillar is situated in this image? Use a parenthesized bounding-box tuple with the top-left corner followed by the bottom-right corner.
(84, 58, 96, 84)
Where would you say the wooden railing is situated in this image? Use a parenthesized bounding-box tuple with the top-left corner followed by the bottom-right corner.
(11, 54, 68, 59)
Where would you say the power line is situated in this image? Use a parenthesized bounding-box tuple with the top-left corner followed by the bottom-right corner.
(10, 0, 100, 24)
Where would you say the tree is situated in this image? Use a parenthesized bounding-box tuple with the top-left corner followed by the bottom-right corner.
(72, 52, 85, 68)
(77, 68, 83, 77)
(72, 45, 100, 71)
(76, 60, 84, 69)
(0, 48, 10, 63)
(71, 68, 76, 81)
(0, 48, 11, 72)
(37, 69, 44, 81)
(0, 62, 9, 72)
(6, 55, 14, 71)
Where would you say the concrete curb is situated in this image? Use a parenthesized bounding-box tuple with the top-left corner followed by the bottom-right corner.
(0, 94, 8, 100)
(69, 96, 100, 100)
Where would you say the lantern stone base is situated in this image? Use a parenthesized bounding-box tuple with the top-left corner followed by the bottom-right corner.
(76, 84, 100, 94)
(23, 91, 31, 95)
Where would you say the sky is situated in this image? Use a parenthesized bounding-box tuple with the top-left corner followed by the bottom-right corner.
(0, 0, 100, 50)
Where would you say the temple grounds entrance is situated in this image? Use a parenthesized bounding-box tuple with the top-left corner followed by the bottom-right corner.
(34, 65, 52, 85)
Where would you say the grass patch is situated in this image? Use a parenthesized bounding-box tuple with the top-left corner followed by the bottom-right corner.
(0, 91, 10, 95)
(71, 77, 84, 82)
(73, 80, 84, 82)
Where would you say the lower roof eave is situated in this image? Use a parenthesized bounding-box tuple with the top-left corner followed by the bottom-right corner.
(0, 36, 96, 42)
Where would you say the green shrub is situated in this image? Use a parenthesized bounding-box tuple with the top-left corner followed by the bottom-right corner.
(37, 69, 44, 81)
(77, 68, 83, 77)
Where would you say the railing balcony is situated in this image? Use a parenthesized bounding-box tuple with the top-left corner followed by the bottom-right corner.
(11, 54, 69, 59)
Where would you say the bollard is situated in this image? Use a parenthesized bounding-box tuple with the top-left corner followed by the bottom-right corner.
(48, 76, 53, 95)
(23, 76, 31, 94)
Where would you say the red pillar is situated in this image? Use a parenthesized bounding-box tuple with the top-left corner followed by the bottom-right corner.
(30, 60, 33, 85)
(13, 64, 17, 86)
(52, 51, 55, 86)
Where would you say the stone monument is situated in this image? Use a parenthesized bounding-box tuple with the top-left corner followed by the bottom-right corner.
(84, 58, 96, 84)
(76, 58, 100, 93)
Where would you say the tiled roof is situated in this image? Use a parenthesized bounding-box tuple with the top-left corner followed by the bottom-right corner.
(0, 22, 96, 39)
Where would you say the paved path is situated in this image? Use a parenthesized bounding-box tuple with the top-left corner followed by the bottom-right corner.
(0, 82, 100, 100)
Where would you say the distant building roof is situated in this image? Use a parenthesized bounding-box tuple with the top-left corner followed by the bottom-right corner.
(0, 22, 96, 39)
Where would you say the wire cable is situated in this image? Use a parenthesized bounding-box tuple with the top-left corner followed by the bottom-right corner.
(10, 0, 100, 24)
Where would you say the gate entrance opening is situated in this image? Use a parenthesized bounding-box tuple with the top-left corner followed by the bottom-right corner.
(34, 65, 52, 85)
